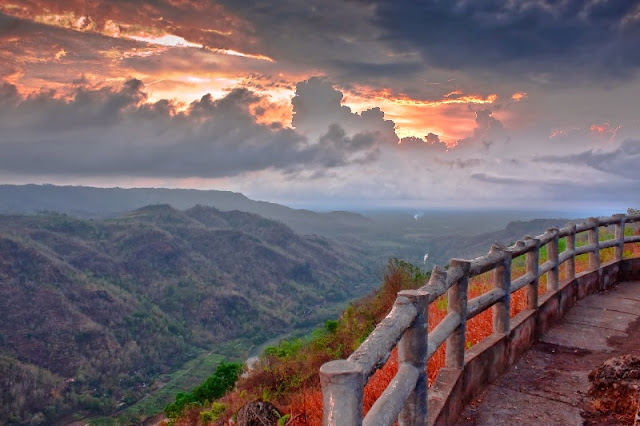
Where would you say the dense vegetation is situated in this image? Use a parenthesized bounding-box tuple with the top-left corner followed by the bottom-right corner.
(169, 259, 430, 424)
(0, 206, 374, 425)
(164, 362, 243, 420)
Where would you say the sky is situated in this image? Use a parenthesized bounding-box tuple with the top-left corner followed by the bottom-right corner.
(1, 0, 640, 212)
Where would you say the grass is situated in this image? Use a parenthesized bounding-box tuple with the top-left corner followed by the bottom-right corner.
(88, 334, 303, 425)
(88, 345, 245, 425)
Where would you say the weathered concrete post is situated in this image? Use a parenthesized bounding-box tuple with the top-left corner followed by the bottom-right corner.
(587, 217, 600, 272)
(613, 214, 626, 261)
(524, 236, 540, 309)
(397, 289, 429, 426)
(491, 244, 511, 334)
(320, 360, 363, 426)
(565, 224, 576, 280)
(445, 259, 470, 369)
(547, 227, 559, 292)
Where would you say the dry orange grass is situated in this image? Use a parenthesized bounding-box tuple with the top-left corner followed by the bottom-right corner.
(354, 235, 640, 425)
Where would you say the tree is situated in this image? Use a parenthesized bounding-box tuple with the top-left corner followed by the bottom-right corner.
(164, 362, 243, 418)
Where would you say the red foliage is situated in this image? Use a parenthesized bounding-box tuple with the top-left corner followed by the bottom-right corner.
(174, 405, 203, 425)
(363, 349, 399, 415)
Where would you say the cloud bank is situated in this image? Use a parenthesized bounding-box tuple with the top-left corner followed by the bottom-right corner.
(0, 79, 384, 178)
(372, 0, 640, 82)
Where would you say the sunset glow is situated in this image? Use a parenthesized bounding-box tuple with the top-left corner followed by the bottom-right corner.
(128, 34, 203, 49)
(1, 0, 639, 209)
(341, 88, 499, 142)
(206, 47, 275, 62)
(512, 92, 527, 101)
(1, 2, 503, 143)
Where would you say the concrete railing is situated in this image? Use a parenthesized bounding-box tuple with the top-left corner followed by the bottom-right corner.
(320, 213, 640, 425)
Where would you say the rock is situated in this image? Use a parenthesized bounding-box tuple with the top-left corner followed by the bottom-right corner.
(588, 354, 640, 423)
(236, 400, 281, 426)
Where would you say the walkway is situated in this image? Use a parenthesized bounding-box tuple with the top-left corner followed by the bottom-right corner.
(458, 280, 640, 425)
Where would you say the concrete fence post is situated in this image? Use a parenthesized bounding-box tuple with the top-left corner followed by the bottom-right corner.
(547, 227, 560, 292)
(445, 259, 470, 369)
(524, 236, 540, 309)
(587, 217, 600, 272)
(320, 360, 364, 426)
(565, 224, 576, 280)
(613, 214, 626, 261)
(397, 289, 429, 426)
(490, 244, 511, 334)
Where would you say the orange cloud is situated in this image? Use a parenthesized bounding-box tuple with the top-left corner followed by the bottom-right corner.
(353, 87, 497, 108)
(550, 128, 572, 139)
(444, 90, 463, 98)
(550, 123, 621, 142)
(2, 2, 272, 63)
(204, 47, 275, 62)
(54, 49, 67, 60)
(342, 87, 498, 144)
(0, 1, 507, 147)
(512, 92, 527, 101)
(590, 122, 621, 141)
(32, 11, 98, 32)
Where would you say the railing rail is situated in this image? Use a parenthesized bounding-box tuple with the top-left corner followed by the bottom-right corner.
(321, 213, 640, 425)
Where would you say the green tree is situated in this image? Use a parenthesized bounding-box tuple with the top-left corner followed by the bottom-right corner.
(164, 361, 243, 418)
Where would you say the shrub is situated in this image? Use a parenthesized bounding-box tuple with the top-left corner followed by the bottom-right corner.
(164, 362, 242, 419)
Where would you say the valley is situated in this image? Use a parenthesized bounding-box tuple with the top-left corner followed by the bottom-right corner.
(0, 185, 585, 425)
(0, 203, 374, 424)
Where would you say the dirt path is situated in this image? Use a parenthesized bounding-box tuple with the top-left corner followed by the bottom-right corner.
(458, 280, 640, 425)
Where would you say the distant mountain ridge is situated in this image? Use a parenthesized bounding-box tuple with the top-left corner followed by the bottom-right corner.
(0, 184, 372, 236)
(431, 218, 572, 262)
(0, 204, 374, 424)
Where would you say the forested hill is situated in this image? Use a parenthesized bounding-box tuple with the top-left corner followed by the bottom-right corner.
(0, 184, 372, 236)
(0, 205, 375, 425)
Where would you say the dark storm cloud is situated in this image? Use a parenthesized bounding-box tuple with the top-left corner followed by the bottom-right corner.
(317, 124, 381, 166)
(457, 109, 506, 147)
(0, 80, 380, 178)
(535, 139, 640, 180)
(216, 0, 424, 80)
(319, 124, 377, 153)
(292, 77, 399, 144)
(425, 133, 442, 146)
(398, 134, 447, 151)
(372, 0, 640, 81)
(328, 60, 424, 79)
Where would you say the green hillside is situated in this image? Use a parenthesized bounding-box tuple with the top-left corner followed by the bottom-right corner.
(0, 205, 375, 425)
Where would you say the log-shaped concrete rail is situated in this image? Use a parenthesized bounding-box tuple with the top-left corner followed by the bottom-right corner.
(321, 213, 640, 425)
